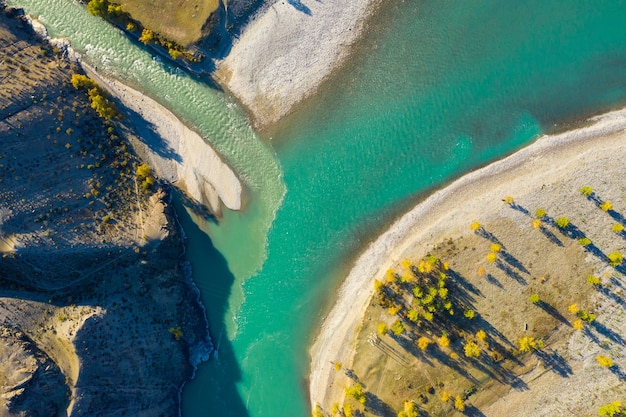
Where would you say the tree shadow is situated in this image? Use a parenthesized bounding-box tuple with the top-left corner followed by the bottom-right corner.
(597, 286, 626, 309)
(448, 268, 482, 298)
(288, 0, 312, 14)
(500, 250, 530, 274)
(537, 225, 564, 247)
(508, 202, 530, 217)
(609, 365, 626, 381)
(364, 392, 397, 417)
(475, 227, 504, 246)
(485, 273, 503, 288)
(590, 319, 626, 346)
(495, 260, 527, 285)
(464, 404, 487, 417)
(115, 100, 183, 163)
(534, 350, 573, 378)
(536, 301, 570, 327)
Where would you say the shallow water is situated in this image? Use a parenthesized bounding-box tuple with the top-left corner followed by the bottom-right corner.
(6, 1, 626, 416)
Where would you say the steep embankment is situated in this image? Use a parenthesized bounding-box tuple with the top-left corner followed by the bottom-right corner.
(0, 7, 210, 416)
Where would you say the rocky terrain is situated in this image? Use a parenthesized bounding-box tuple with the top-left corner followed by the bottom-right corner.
(0, 6, 211, 416)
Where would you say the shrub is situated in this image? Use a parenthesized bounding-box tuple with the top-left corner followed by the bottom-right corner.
(555, 217, 570, 229)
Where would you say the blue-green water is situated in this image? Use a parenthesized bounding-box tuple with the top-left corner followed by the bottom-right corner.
(7, 1, 626, 416)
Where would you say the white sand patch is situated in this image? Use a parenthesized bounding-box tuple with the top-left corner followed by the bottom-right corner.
(309, 108, 626, 409)
(216, 0, 380, 127)
(83, 64, 243, 214)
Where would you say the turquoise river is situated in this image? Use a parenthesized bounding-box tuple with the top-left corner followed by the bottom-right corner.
(6, 0, 626, 416)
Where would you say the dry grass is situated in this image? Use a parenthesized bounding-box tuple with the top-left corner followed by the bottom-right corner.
(116, 0, 220, 46)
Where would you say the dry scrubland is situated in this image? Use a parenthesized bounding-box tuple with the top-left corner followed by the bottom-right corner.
(0, 9, 209, 416)
(313, 127, 626, 417)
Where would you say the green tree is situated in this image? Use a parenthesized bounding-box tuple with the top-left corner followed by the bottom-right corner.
(391, 320, 405, 336)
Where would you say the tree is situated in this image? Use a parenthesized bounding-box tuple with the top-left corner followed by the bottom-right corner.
(601, 201, 613, 212)
(87, 0, 109, 16)
(417, 336, 431, 351)
(440, 391, 451, 403)
(407, 309, 419, 323)
(438, 334, 450, 348)
(377, 323, 388, 336)
(577, 310, 596, 323)
(343, 403, 354, 417)
(532, 219, 542, 229)
(470, 221, 481, 231)
(486, 253, 497, 263)
(398, 401, 418, 417)
(598, 401, 623, 417)
(136, 163, 151, 178)
(572, 320, 584, 331)
(597, 355, 614, 367)
(567, 304, 579, 314)
(333, 362, 342, 371)
(490, 243, 501, 253)
(477, 266, 486, 277)
(476, 330, 487, 342)
(579, 186, 593, 197)
(391, 320, 405, 336)
(374, 279, 384, 292)
(586, 275, 601, 286)
(518, 336, 544, 353)
(464, 309, 476, 319)
(578, 237, 591, 246)
(454, 396, 465, 411)
(139, 28, 154, 44)
(331, 403, 339, 415)
(71, 73, 97, 89)
(529, 293, 540, 304)
(345, 383, 367, 404)
(312, 404, 324, 417)
(612, 224, 625, 233)
(535, 208, 547, 218)
(464, 341, 480, 358)
(608, 251, 623, 267)
(503, 196, 514, 205)
(555, 217, 570, 229)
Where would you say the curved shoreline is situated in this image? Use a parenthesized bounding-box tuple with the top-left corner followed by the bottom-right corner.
(309, 107, 626, 409)
(215, 0, 383, 128)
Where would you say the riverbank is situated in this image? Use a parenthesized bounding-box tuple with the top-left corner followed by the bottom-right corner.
(82, 64, 243, 216)
(215, 0, 383, 129)
(310, 108, 626, 413)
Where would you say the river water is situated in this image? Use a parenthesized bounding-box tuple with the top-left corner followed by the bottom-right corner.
(6, 1, 626, 416)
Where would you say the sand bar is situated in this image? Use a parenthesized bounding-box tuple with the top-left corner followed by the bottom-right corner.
(83, 64, 243, 214)
(216, 0, 380, 128)
(309, 108, 626, 409)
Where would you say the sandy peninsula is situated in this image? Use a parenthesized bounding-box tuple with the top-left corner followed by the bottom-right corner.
(215, 0, 381, 128)
(310, 109, 626, 414)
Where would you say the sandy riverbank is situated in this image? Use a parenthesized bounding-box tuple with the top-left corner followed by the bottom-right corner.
(309, 108, 626, 411)
(215, 0, 381, 128)
(83, 64, 243, 215)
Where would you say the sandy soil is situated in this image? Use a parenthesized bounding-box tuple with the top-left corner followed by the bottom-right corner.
(215, 0, 381, 128)
(309, 108, 626, 413)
